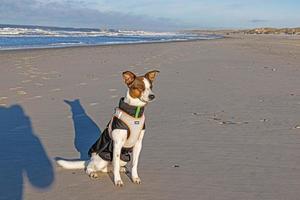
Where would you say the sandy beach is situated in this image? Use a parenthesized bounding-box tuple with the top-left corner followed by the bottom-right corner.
(1, 35, 300, 200)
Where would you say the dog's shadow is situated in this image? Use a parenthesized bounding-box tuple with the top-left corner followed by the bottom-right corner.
(0, 105, 54, 200)
(64, 99, 101, 160)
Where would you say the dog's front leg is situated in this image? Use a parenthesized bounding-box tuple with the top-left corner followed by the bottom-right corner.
(131, 130, 145, 184)
(111, 129, 127, 187)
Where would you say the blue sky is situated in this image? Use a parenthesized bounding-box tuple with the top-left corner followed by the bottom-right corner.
(0, 0, 299, 30)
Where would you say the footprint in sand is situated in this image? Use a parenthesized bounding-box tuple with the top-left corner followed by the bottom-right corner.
(35, 83, 44, 86)
(22, 80, 32, 83)
(50, 88, 62, 92)
(14, 62, 22, 66)
(0, 97, 8, 101)
(27, 96, 42, 100)
(28, 71, 41, 75)
(19, 72, 30, 76)
(49, 71, 59, 74)
(9, 87, 23, 91)
(16, 91, 27, 95)
(29, 67, 38, 70)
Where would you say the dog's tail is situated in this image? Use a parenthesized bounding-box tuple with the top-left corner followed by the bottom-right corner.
(56, 159, 87, 169)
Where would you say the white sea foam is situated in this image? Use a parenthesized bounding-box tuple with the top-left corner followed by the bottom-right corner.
(0, 25, 222, 50)
(0, 27, 181, 37)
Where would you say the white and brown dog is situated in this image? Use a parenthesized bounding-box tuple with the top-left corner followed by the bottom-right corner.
(57, 70, 159, 187)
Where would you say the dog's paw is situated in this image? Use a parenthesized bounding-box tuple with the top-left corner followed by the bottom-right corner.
(120, 166, 128, 173)
(114, 179, 124, 187)
(132, 177, 142, 184)
(89, 172, 100, 180)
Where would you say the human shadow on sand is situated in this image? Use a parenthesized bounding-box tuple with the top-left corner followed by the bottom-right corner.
(64, 99, 101, 160)
(0, 105, 54, 200)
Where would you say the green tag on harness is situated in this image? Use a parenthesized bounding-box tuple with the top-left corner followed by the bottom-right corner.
(135, 106, 141, 118)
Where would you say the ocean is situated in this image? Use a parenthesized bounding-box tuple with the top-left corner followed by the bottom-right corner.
(0, 24, 221, 50)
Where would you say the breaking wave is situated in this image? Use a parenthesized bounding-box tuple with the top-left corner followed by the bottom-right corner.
(0, 24, 222, 50)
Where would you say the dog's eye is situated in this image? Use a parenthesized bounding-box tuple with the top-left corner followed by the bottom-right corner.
(132, 87, 143, 92)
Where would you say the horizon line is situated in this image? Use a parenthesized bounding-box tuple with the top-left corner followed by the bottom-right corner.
(1, 23, 300, 31)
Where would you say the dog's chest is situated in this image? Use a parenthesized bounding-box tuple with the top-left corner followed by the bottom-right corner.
(123, 116, 145, 148)
(110, 101, 146, 148)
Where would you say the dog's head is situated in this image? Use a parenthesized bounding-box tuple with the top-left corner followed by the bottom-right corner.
(122, 70, 159, 104)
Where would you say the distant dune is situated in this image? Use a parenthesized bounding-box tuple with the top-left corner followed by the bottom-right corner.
(188, 27, 300, 36)
(243, 28, 300, 35)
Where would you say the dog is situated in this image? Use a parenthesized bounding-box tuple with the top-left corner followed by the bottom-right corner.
(57, 70, 159, 187)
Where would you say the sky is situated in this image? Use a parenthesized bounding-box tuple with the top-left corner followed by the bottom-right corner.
(0, 0, 299, 30)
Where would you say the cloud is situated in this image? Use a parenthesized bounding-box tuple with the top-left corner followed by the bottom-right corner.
(0, 0, 182, 30)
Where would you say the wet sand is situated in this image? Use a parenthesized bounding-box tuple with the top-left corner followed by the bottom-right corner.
(1, 35, 300, 200)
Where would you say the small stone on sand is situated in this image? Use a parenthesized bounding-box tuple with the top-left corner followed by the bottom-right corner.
(260, 119, 268, 122)
(294, 125, 300, 129)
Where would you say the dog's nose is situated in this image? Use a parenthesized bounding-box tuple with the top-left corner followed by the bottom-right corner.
(148, 94, 155, 100)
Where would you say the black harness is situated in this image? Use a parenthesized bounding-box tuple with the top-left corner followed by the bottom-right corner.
(88, 98, 145, 162)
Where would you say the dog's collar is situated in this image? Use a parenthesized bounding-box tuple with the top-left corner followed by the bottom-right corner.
(118, 97, 145, 118)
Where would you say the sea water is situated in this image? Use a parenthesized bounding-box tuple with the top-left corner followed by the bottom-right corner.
(0, 24, 221, 50)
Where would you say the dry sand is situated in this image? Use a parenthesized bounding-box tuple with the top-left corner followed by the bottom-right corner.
(1, 35, 300, 200)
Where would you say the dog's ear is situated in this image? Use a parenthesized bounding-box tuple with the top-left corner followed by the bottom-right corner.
(145, 70, 160, 82)
(122, 71, 136, 86)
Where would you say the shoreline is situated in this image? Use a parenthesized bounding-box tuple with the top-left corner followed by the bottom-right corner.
(2, 33, 300, 53)
(0, 35, 224, 53)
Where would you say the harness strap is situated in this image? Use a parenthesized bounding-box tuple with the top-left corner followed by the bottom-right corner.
(112, 107, 145, 141)
(135, 106, 141, 118)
